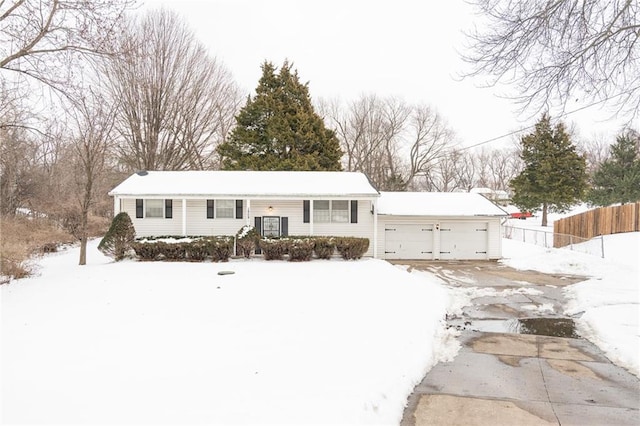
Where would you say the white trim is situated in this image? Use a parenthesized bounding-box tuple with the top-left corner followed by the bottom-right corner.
(182, 198, 187, 236)
(309, 200, 314, 235)
(373, 199, 378, 258)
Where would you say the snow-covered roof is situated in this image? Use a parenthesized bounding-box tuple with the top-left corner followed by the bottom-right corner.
(109, 171, 380, 198)
(377, 192, 509, 216)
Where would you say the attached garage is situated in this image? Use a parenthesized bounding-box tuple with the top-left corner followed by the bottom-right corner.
(376, 192, 508, 260)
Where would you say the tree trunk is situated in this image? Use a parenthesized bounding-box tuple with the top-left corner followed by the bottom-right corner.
(541, 202, 548, 227)
(79, 235, 87, 265)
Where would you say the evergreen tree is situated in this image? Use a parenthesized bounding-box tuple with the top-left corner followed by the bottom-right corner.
(217, 61, 343, 171)
(98, 212, 136, 261)
(510, 114, 587, 226)
(587, 131, 640, 206)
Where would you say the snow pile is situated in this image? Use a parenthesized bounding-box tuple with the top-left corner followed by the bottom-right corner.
(1, 241, 450, 424)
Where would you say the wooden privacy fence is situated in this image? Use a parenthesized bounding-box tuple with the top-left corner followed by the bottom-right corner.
(553, 202, 640, 248)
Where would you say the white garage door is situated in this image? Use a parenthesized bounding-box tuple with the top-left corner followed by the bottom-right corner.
(385, 224, 434, 259)
(440, 222, 488, 260)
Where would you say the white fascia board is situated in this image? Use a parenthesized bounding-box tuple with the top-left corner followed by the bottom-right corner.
(109, 193, 380, 200)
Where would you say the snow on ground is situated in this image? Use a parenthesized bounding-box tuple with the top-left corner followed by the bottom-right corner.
(2, 203, 638, 424)
(1, 240, 456, 425)
(502, 204, 639, 378)
(501, 233, 640, 377)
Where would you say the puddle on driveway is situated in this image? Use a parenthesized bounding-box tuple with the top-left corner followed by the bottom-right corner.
(449, 317, 580, 338)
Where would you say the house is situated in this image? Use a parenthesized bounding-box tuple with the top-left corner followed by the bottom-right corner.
(109, 170, 380, 257)
(109, 171, 508, 260)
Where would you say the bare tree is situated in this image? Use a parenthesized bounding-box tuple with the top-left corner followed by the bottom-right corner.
(321, 95, 454, 190)
(65, 91, 117, 265)
(0, 0, 134, 92)
(104, 8, 243, 171)
(405, 105, 454, 189)
(578, 135, 612, 175)
(462, 0, 640, 117)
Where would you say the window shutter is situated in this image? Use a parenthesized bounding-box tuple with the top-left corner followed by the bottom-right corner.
(236, 200, 243, 219)
(254, 216, 262, 254)
(207, 199, 214, 219)
(281, 217, 288, 237)
(350, 200, 358, 223)
(136, 199, 143, 218)
(303, 200, 310, 223)
(165, 199, 173, 219)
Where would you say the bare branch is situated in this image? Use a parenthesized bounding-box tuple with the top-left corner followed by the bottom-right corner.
(461, 0, 640, 118)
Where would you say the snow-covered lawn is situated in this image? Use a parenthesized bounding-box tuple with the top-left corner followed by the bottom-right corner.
(2, 217, 637, 424)
(1, 241, 455, 425)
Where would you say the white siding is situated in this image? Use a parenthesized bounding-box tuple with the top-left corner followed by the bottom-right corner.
(185, 199, 244, 236)
(122, 198, 183, 237)
(377, 215, 503, 260)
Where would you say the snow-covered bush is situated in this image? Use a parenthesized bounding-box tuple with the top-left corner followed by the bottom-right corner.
(313, 237, 336, 259)
(258, 239, 287, 260)
(236, 225, 261, 258)
(287, 238, 314, 262)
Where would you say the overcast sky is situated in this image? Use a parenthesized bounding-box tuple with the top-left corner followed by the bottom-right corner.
(141, 0, 637, 149)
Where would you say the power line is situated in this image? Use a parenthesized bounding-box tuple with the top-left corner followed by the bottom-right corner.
(458, 88, 638, 151)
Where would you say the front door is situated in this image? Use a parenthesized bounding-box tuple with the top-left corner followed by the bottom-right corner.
(263, 216, 280, 238)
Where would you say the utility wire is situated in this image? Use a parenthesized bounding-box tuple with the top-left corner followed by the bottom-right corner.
(458, 87, 638, 151)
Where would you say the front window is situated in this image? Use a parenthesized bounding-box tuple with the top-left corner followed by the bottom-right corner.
(216, 199, 234, 218)
(313, 200, 330, 223)
(331, 200, 349, 223)
(145, 199, 164, 218)
(314, 200, 348, 223)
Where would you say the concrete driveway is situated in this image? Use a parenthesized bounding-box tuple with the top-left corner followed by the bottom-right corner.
(394, 261, 640, 426)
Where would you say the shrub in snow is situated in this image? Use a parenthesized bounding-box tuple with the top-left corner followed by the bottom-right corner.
(258, 239, 287, 260)
(209, 237, 233, 262)
(313, 237, 336, 259)
(131, 241, 163, 261)
(335, 237, 369, 260)
(185, 240, 209, 261)
(235, 225, 261, 258)
(287, 238, 314, 262)
(131, 236, 233, 262)
(98, 212, 135, 261)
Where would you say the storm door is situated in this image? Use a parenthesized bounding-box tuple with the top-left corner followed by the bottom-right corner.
(262, 216, 280, 238)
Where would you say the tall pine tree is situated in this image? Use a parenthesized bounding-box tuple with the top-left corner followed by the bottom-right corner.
(217, 61, 343, 171)
(587, 130, 640, 206)
(510, 114, 587, 226)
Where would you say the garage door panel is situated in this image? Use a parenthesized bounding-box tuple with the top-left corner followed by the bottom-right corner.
(440, 222, 488, 260)
(385, 224, 433, 260)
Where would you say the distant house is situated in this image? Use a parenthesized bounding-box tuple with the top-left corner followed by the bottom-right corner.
(470, 187, 510, 204)
(109, 171, 508, 260)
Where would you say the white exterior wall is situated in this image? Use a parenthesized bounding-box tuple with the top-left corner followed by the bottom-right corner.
(377, 215, 503, 260)
(184, 199, 245, 236)
(122, 198, 184, 237)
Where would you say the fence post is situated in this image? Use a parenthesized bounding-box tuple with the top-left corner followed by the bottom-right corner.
(570, 234, 573, 250)
(600, 235, 605, 259)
